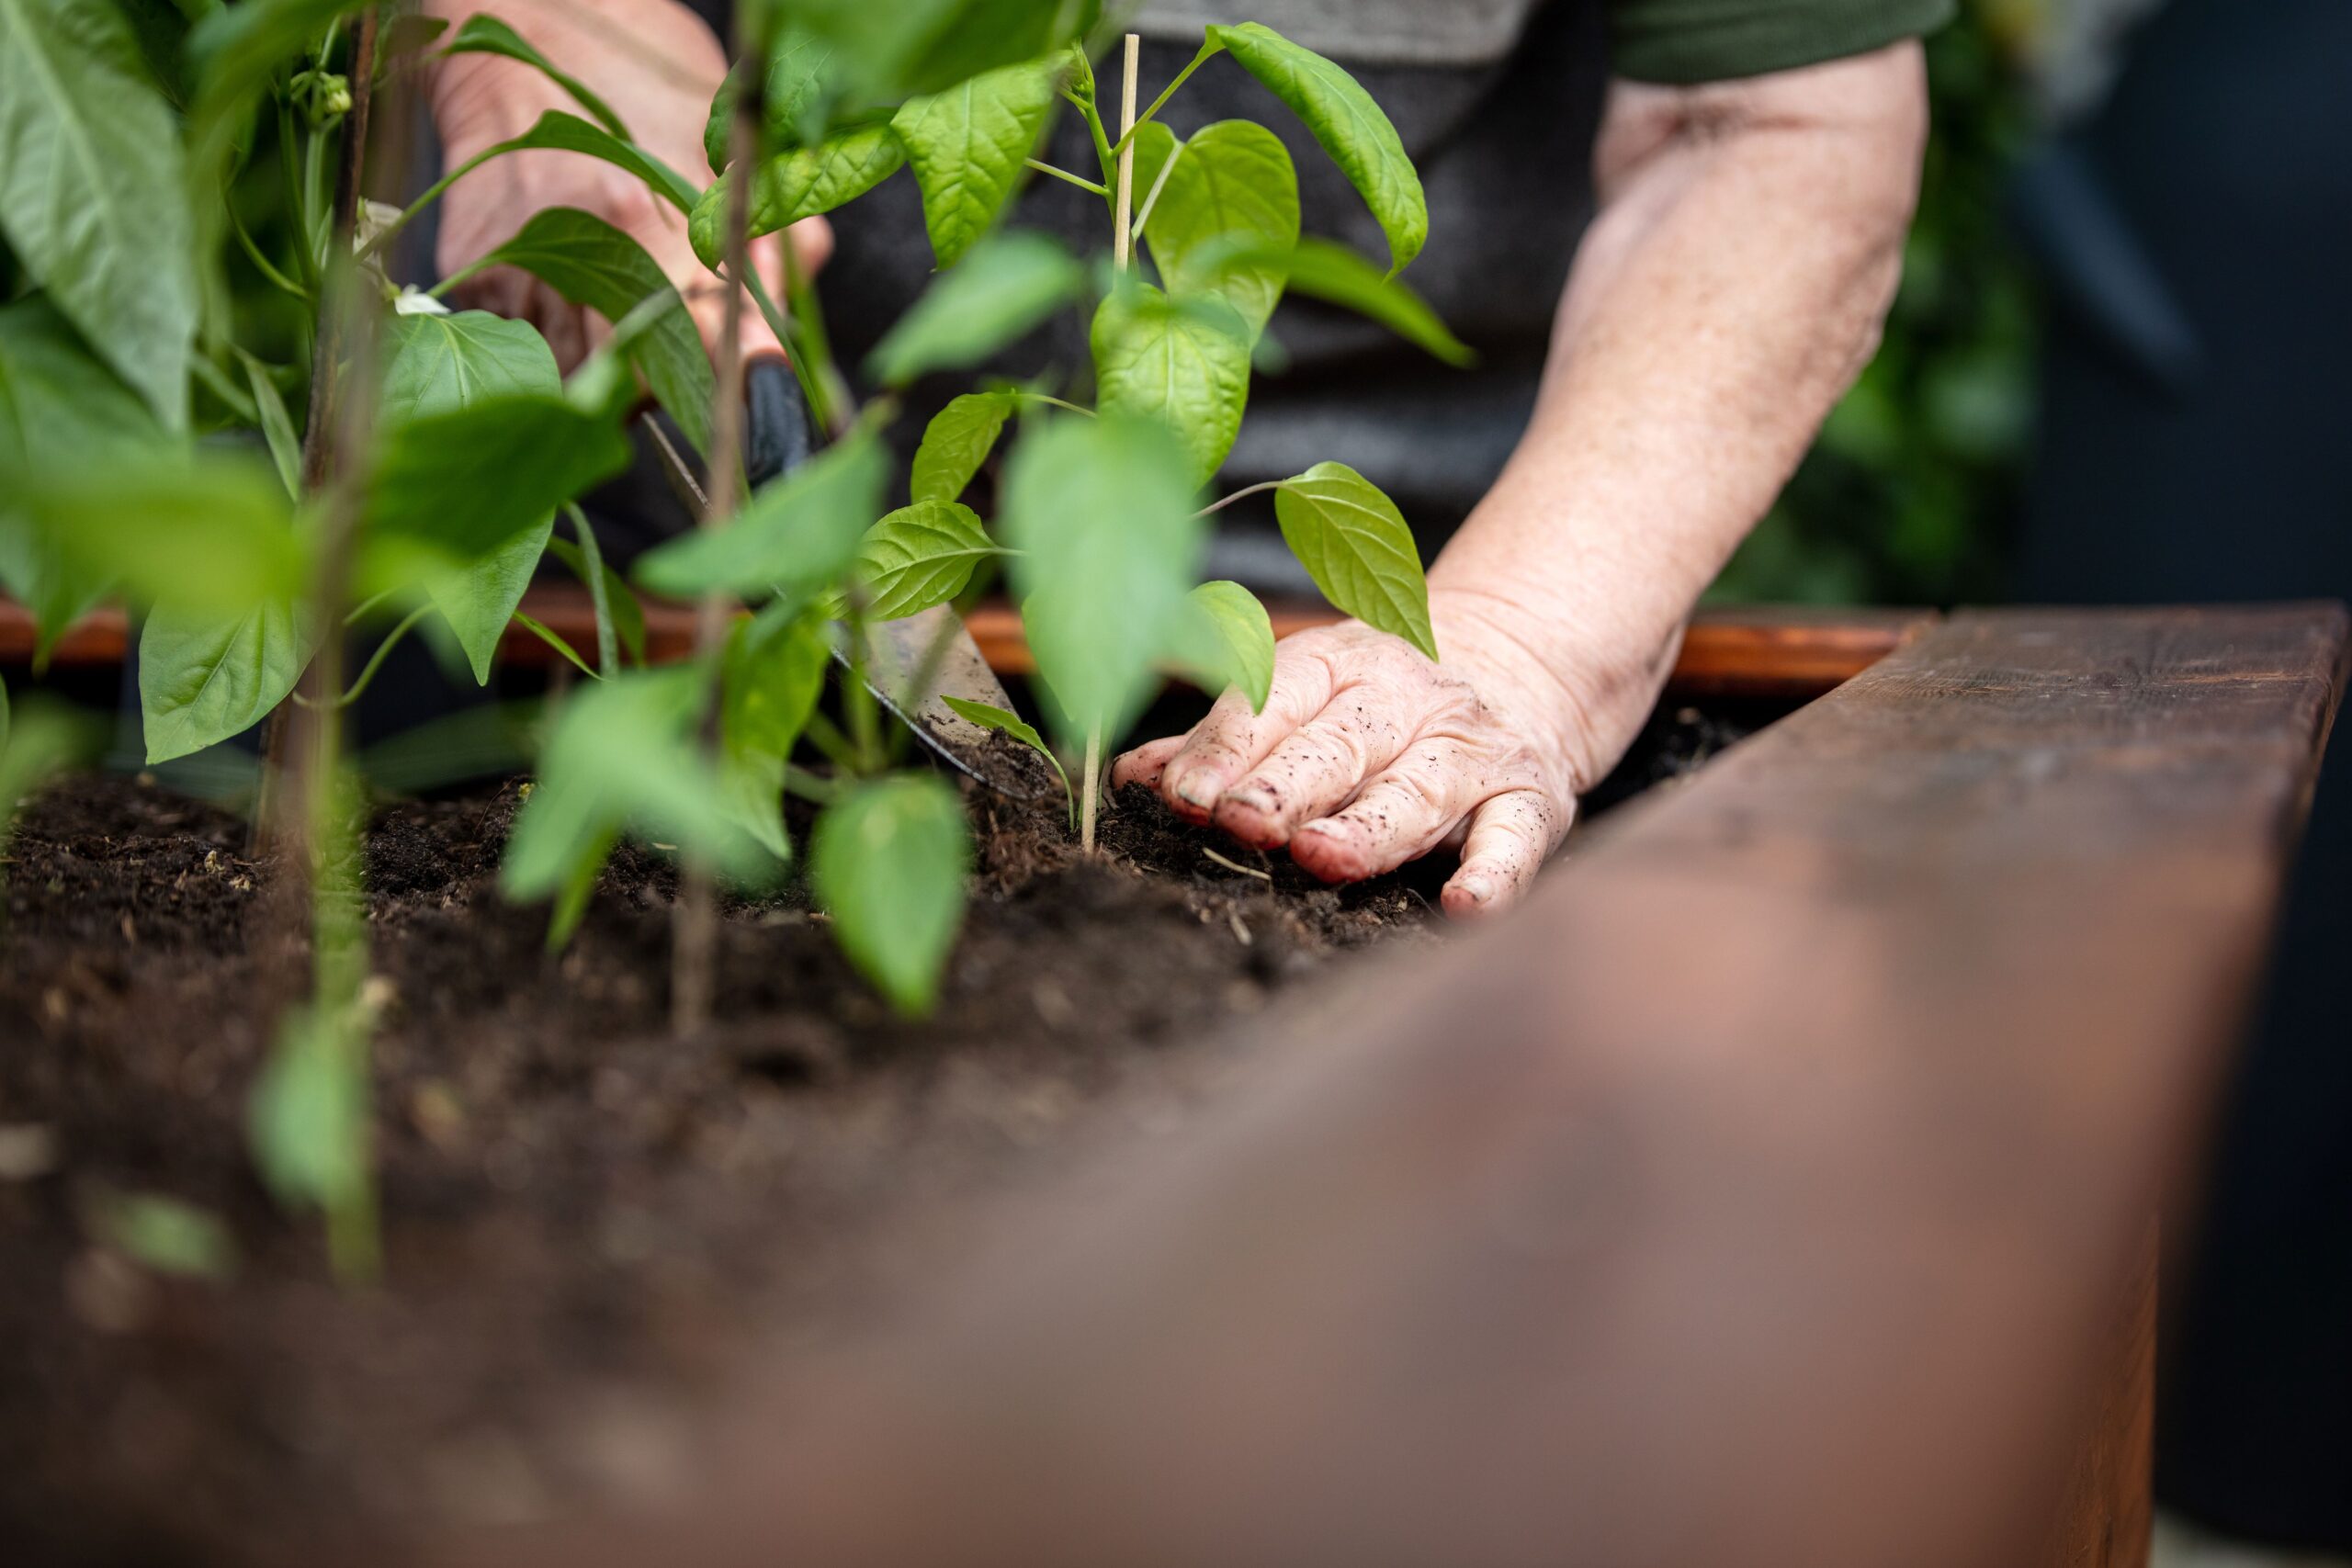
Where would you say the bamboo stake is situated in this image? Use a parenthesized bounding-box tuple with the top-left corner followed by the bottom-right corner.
(1081, 32, 1142, 854)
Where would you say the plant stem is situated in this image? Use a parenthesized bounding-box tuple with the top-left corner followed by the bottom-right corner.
(291, 604, 431, 710)
(1109, 41, 1218, 157)
(1195, 479, 1285, 517)
(277, 95, 319, 295)
(1061, 86, 1115, 188)
(1024, 157, 1107, 197)
(565, 504, 617, 677)
(1129, 152, 1183, 246)
(671, 54, 763, 1039)
(1015, 392, 1094, 417)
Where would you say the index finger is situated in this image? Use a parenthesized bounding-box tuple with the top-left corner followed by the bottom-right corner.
(1145, 644, 1339, 825)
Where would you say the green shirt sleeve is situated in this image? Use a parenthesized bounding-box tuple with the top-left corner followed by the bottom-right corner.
(1610, 0, 1956, 85)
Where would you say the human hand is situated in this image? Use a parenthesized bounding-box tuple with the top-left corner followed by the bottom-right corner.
(1113, 591, 1641, 919)
(424, 0, 830, 367)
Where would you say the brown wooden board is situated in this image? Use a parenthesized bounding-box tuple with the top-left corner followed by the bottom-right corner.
(401, 604, 2345, 1568)
(0, 592, 1933, 702)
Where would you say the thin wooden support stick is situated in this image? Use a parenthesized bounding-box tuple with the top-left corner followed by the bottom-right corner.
(1081, 33, 1143, 854)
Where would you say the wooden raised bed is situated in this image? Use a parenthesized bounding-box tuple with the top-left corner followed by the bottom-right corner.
(0, 592, 1931, 702)
(4, 601, 2341, 1568)
(397, 604, 2343, 1568)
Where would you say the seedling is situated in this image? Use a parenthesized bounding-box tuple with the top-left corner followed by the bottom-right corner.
(688, 12, 1466, 846)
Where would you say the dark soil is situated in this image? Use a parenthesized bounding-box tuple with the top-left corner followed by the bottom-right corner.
(0, 704, 1756, 1565)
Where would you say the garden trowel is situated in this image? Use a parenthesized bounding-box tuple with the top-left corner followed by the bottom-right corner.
(645, 361, 1059, 804)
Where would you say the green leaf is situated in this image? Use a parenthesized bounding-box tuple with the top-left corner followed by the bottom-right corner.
(0, 298, 157, 666)
(1182, 580, 1275, 712)
(1273, 461, 1436, 660)
(509, 607, 595, 678)
(440, 14, 630, 139)
(1142, 120, 1299, 337)
(0, 693, 97, 844)
(781, 0, 1091, 102)
(454, 207, 714, 457)
(379, 311, 566, 682)
(1001, 413, 1203, 748)
(1091, 282, 1251, 487)
(706, 28, 866, 171)
(140, 596, 311, 763)
(364, 394, 632, 582)
(892, 57, 1060, 268)
(548, 534, 646, 669)
(235, 348, 302, 498)
(910, 389, 1016, 503)
(810, 773, 970, 1016)
(501, 665, 771, 923)
(1195, 235, 1470, 366)
(718, 604, 830, 862)
(939, 694, 1071, 825)
(10, 447, 307, 614)
(851, 501, 1001, 619)
(1203, 22, 1428, 277)
(692, 124, 904, 269)
(1127, 118, 1178, 212)
(633, 424, 887, 601)
(0, 0, 198, 428)
(869, 231, 1084, 388)
(248, 1001, 371, 1223)
(91, 1191, 235, 1280)
(457, 108, 699, 215)
(380, 310, 560, 423)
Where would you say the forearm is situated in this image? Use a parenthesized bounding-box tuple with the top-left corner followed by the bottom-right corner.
(1428, 43, 1928, 785)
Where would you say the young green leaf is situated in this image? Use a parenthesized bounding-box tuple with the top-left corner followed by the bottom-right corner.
(448, 208, 715, 457)
(440, 14, 631, 139)
(502, 666, 773, 928)
(851, 501, 1002, 619)
(248, 1001, 371, 1267)
(634, 424, 888, 601)
(706, 28, 865, 171)
(11, 447, 309, 614)
(0, 694, 96, 854)
(718, 603, 831, 862)
(439, 109, 700, 221)
(867, 231, 1085, 387)
(1182, 580, 1276, 712)
(692, 126, 905, 268)
(379, 311, 567, 682)
(1141, 120, 1299, 337)
(892, 57, 1060, 269)
(1194, 235, 1471, 366)
(810, 773, 971, 1017)
(910, 389, 1016, 503)
(1001, 413, 1204, 749)
(0, 298, 157, 667)
(939, 694, 1071, 825)
(234, 349, 303, 498)
(0, 0, 198, 429)
(362, 395, 632, 616)
(1273, 461, 1437, 660)
(1091, 282, 1251, 487)
(90, 1190, 236, 1280)
(140, 598, 314, 764)
(784, 0, 1091, 103)
(1202, 22, 1428, 277)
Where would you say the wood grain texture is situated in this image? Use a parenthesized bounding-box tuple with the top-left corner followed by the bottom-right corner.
(402, 604, 2346, 1568)
(0, 592, 1934, 700)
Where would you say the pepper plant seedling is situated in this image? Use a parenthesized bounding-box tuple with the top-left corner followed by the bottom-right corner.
(689, 11, 1467, 846)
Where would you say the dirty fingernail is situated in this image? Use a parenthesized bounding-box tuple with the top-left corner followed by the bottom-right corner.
(1455, 874, 1494, 905)
(1171, 772, 1214, 808)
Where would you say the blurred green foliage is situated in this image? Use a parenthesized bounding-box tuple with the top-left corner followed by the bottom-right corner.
(1710, 3, 2037, 606)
